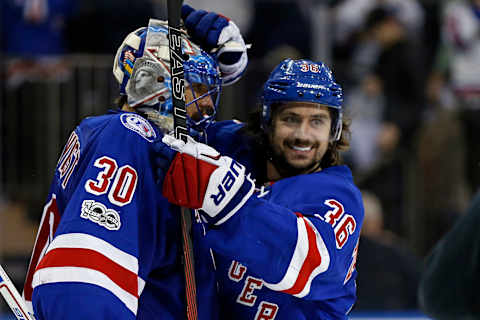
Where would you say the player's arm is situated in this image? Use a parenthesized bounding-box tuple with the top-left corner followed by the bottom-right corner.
(180, 5, 249, 85)
(158, 135, 362, 300)
(208, 197, 361, 299)
(29, 120, 157, 320)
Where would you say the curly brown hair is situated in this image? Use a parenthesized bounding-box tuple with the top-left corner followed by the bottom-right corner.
(320, 111, 351, 168)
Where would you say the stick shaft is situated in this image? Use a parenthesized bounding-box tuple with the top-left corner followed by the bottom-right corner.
(0, 264, 35, 320)
(168, 1, 198, 319)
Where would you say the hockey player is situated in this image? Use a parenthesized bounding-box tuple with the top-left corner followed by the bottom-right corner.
(156, 57, 364, 319)
(21, 19, 229, 320)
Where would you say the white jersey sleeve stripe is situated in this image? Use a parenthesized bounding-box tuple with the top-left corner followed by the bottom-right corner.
(32, 233, 146, 315)
(264, 214, 330, 297)
(32, 266, 138, 316)
(293, 217, 330, 297)
(264, 216, 309, 291)
(45, 233, 139, 274)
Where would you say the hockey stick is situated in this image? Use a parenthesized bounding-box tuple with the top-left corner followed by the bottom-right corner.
(0, 264, 35, 320)
(167, 1, 198, 320)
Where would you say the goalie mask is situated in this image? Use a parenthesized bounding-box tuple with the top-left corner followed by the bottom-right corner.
(261, 58, 343, 141)
(113, 19, 222, 133)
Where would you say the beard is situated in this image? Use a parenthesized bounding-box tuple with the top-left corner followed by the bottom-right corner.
(269, 143, 322, 178)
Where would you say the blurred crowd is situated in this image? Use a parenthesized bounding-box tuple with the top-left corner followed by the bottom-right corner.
(2, 0, 480, 314)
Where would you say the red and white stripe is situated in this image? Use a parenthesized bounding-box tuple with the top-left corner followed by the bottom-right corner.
(32, 233, 145, 315)
(264, 214, 330, 298)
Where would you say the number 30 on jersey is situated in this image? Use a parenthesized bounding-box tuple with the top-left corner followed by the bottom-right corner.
(85, 156, 138, 206)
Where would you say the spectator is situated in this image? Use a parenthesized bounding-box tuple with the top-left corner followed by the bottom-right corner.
(333, 0, 424, 46)
(427, 0, 480, 194)
(345, 74, 386, 174)
(1, 0, 74, 87)
(332, 0, 425, 87)
(1, 0, 74, 56)
(413, 102, 470, 257)
(354, 190, 421, 311)
(347, 5, 427, 238)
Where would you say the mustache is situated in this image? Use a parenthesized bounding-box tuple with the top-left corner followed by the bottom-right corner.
(285, 138, 318, 148)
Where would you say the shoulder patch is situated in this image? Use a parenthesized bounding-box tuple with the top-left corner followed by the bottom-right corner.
(81, 200, 121, 231)
(120, 113, 157, 142)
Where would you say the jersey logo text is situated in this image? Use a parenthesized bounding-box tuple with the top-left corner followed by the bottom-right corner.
(228, 260, 279, 319)
(237, 276, 263, 307)
(211, 160, 242, 206)
(81, 200, 121, 230)
(57, 131, 81, 189)
(255, 301, 279, 320)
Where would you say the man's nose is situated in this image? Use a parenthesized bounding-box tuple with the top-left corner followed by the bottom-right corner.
(293, 121, 310, 138)
(197, 96, 214, 114)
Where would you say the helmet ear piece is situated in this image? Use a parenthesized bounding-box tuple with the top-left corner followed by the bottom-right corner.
(330, 111, 343, 142)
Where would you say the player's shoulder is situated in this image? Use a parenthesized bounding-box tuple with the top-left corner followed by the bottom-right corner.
(207, 119, 244, 139)
(79, 110, 160, 144)
(320, 165, 362, 200)
(107, 110, 160, 143)
(321, 165, 354, 181)
(290, 165, 355, 186)
(278, 165, 363, 212)
(273, 165, 358, 198)
(206, 119, 248, 152)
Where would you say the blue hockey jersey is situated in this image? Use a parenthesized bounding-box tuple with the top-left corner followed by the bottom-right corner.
(203, 120, 364, 319)
(23, 110, 218, 320)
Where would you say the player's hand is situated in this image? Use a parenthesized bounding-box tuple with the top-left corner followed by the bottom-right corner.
(161, 134, 255, 225)
(153, 137, 177, 185)
(181, 4, 249, 85)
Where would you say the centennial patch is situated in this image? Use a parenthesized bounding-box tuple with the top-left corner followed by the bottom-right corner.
(81, 200, 121, 230)
(120, 113, 157, 142)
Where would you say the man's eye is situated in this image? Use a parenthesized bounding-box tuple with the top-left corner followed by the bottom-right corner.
(192, 83, 208, 92)
(312, 118, 328, 126)
(283, 116, 297, 123)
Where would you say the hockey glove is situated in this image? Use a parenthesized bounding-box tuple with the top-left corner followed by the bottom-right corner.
(181, 4, 249, 85)
(161, 134, 255, 226)
(153, 137, 177, 185)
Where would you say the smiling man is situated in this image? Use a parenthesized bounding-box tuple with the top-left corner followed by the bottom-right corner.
(267, 101, 334, 179)
(157, 58, 365, 319)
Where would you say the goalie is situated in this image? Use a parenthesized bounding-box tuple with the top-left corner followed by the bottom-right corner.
(22, 19, 229, 320)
